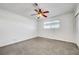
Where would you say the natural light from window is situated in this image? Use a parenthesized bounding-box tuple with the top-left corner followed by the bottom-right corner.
(44, 20, 60, 29)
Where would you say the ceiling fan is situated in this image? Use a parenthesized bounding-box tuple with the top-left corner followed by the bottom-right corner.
(32, 3, 49, 19)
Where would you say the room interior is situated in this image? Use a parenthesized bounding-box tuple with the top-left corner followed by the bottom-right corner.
(0, 3, 79, 55)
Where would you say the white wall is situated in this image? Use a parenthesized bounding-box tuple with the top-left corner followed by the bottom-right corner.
(75, 4, 79, 46)
(38, 13, 75, 43)
(0, 9, 37, 47)
(75, 15, 79, 46)
(0, 9, 76, 47)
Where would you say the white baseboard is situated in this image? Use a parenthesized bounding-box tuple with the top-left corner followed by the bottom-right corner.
(0, 35, 37, 47)
(38, 36, 75, 43)
(0, 35, 77, 48)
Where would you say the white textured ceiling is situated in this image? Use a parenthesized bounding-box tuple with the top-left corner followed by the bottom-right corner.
(0, 3, 77, 20)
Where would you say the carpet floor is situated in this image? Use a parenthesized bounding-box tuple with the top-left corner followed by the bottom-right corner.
(0, 37, 79, 55)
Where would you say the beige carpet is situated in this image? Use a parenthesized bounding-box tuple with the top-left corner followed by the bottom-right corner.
(0, 37, 79, 55)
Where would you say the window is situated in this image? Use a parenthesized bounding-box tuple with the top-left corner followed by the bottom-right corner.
(44, 20, 60, 29)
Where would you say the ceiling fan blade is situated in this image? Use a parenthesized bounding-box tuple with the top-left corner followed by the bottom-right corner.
(39, 9, 42, 12)
(35, 9, 38, 12)
(42, 14, 47, 17)
(31, 14, 37, 16)
(43, 11, 49, 13)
